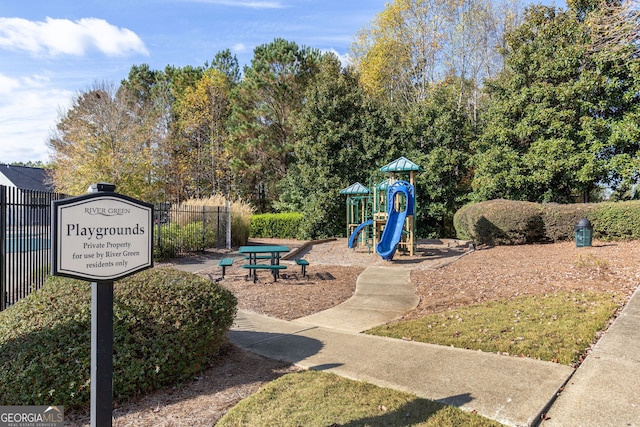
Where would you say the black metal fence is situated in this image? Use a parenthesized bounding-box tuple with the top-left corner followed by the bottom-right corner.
(0, 186, 66, 310)
(153, 202, 230, 259)
(1, 185, 230, 310)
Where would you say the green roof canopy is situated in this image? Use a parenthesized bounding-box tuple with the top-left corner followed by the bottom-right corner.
(376, 179, 390, 191)
(379, 156, 423, 173)
(340, 182, 371, 195)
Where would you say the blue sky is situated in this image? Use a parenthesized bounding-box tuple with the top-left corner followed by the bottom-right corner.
(1, 0, 564, 164)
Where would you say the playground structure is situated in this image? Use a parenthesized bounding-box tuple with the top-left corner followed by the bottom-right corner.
(341, 182, 374, 251)
(340, 157, 421, 260)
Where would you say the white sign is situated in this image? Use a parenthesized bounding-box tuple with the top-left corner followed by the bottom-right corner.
(52, 193, 153, 281)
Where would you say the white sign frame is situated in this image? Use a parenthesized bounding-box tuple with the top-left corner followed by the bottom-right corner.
(52, 193, 153, 281)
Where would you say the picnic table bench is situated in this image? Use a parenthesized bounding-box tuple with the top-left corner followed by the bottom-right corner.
(295, 259, 309, 277)
(239, 245, 290, 283)
(218, 257, 234, 278)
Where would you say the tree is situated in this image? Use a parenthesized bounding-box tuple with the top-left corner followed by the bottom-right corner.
(48, 82, 161, 199)
(278, 55, 400, 238)
(156, 64, 208, 202)
(400, 78, 475, 237)
(226, 39, 322, 211)
(50, 57, 238, 203)
(473, 3, 640, 202)
(119, 64, 174, 201)
(120, 64, 196, 202)
(208, 49, 241, 85)
(351, 0, 517, 115)
(172, 68, 233, 197)
(8, 161, 48, 168)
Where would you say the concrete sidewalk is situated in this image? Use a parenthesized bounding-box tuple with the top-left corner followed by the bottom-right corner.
(294, 266, 419, 333)
(227, 265, 573, 427)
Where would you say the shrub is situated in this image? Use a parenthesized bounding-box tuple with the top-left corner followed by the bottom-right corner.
(0, 268, 236, 409)
(455, 199, 640, 245)
(453, 200, 545, 245)
(591, 201, 640, 240)
(250, 212, 304, 239)
(541, 203, 596, 242)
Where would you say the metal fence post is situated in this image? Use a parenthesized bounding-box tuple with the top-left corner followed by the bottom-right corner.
(155, 203, 161, 255)
(216, 206, 221, 248)
(201, 206, 206, 251)
(226, 199, 231, 250)
(1, 185, 6, 310)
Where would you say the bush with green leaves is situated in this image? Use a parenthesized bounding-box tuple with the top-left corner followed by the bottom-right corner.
(455, 199, 640, 245)
(250, 212, 304, 239)
(453, 200, 545, 245)
(154, 221, 218, 260)
(591, 201, 640, 240)
(0, 268, 236, 409)
(541, 202, 596, 242)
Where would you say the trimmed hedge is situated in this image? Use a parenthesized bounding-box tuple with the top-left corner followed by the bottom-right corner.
(541, 203, 595, 242)
(0, 268, 236, 409)
(453, 200, 544, 245)
(591, 202, 640, 240)
(250, 212, 304, 239)
(454, 199, 640, 245)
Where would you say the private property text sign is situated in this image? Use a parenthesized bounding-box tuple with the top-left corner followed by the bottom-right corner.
(52, 193, 153, 281)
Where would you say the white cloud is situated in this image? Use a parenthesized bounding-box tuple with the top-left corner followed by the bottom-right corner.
(0, 73, 20, 94)
(0, 17, 149, 57)
(0, 85, 73, 163)
(21, 74, 50, 88)
(232, 43, 248, 53)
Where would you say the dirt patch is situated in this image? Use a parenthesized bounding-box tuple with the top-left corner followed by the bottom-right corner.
(66, 345, 298, 426)
(66, 238, 640, 426)
(213, 265, 361, 321)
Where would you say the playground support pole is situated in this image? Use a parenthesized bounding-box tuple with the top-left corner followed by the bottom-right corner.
(410, 170, 416, 256)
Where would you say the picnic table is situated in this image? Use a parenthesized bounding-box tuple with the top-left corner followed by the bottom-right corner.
(239, 245, 290, 282)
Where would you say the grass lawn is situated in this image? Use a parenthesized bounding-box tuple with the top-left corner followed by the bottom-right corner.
(367, 291, 621, 365)
(217, 370, 503, 427)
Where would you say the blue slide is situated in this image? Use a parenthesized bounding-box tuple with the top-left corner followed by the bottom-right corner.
(348, 219, 373, 249)
(376, 182, 414, 261)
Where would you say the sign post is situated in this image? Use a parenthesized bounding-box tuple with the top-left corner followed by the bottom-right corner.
(91, 278, 113, 427)
(51, 183, 153, 427)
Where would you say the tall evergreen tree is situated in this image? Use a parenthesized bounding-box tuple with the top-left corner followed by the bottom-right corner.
(226, 38, 322, 211)
(473, 3, 640, 202)
(208, 49, 241, 85)
(279, 55, 398, 238)
(401, 78, 475, 237)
